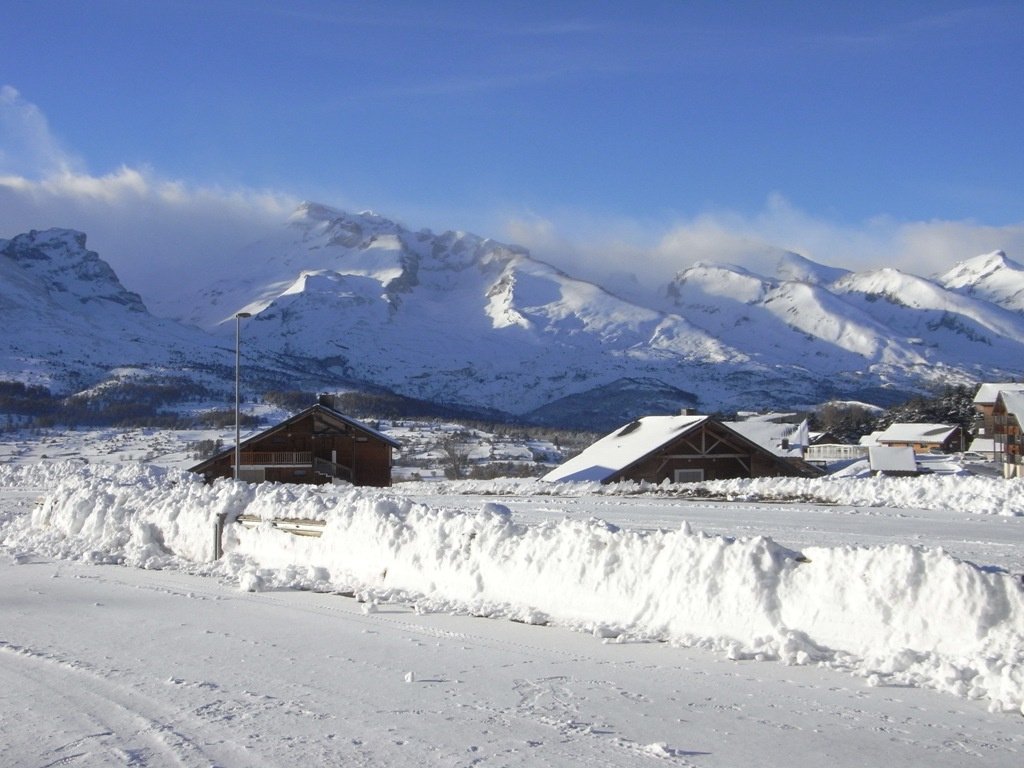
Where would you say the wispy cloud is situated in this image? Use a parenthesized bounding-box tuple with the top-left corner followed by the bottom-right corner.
(0, 86, 81, 177)
(0, 165, 297, 309)
(805, 5, 1015, 54)
(3, 86, 1022, 320)
(0, 87, 296, 305)
(503, 195, 1024, 290)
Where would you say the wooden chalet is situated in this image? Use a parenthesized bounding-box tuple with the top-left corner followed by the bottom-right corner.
(993, 390, 1024, 479)
(972, 383, 1024, 459)
(542, 414, 822, 484)
(973, 383, 1024, 436)
(190, 402, 401, 487)
(866, 423, 965, 454)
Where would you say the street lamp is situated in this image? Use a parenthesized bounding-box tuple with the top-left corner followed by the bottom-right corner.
(234, 311, 252, 480)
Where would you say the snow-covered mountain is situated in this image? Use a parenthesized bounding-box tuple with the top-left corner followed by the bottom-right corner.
(937, 250, 1024, 314)
(3, 206, 1024, 429)
(0, 228, 338, 404)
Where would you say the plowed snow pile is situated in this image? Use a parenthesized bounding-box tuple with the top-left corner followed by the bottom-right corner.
(3, 462, 1023, 714)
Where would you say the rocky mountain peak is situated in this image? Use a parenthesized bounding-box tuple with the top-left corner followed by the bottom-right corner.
(0, 228, 147, 313)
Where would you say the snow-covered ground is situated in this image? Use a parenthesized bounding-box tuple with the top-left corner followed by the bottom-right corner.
(2, 428, 1023, 766)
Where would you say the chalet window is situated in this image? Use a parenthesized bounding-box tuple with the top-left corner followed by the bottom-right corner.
(674, 469, 705, 484)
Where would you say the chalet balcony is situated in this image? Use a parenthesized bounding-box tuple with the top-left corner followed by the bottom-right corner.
(237, 451, 312, 466)
(231, 452, 354, 482)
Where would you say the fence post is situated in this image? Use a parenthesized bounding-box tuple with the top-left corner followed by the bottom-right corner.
(213, 512, 228, 560)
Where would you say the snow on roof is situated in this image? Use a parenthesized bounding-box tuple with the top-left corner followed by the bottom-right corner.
(868, 446, 918, 473)
(967, 437, 995, 455)
(724, 418, 808, 458)
(973, 382, 1024, 404)
(874, 423, 957, 444)
(542, 414, 708, 483)
(999, 390, 1024, 420)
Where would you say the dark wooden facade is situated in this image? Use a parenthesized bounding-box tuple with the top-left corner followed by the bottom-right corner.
(605, 419, 821, 484)
(993, 391, 1024, 479)
(190, 404, 400, 487)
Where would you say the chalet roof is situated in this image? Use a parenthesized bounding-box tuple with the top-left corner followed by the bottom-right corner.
(973, 383, 1024, 405)
(998, 391, 1024, 420)
(190, 403, 400, 473)
(871, 423, 958, 445)
(868, 446, 918, 473)
(724, 417, 809, 458)
(260, 403, 402, 449)
(967, 437, 995, 455)
(542, 414, 708, 483)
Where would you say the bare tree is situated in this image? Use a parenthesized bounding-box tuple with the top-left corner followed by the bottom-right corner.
(436, 436, 473, 479)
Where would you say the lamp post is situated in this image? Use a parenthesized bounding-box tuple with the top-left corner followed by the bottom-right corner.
(234, 311, 252, 480)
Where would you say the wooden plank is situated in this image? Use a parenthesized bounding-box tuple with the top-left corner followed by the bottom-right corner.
(235, 514, 326, 538)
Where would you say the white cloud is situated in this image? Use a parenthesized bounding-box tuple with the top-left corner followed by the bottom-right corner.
(0, 86, 81, 178)
(3, 86, 1023, 321)
(503, 195, 1024, 291)
(0, 167, 297, 308)
(0, 87, 299, 311)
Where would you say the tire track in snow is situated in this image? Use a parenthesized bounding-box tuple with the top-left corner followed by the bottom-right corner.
(0, 639, 270, 768)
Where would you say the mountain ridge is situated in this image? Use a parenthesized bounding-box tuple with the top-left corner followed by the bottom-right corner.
(2, 205, 1023, 430)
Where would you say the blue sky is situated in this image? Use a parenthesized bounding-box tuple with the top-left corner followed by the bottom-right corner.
(1, 0, 1022, 294)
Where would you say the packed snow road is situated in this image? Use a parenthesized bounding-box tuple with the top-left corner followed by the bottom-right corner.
(3, 556, 1022, 768)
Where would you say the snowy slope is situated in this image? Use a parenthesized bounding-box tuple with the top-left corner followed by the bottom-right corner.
(831, 267, 1024, 370)
(3, 207, 1024, 427)
(662, 257, 1024, 394)
(937, 250, 1024, 314)
(187, 205, 1024, 419)
(192, 204, 754, 419)
(0, 229, 227, 391)
(0, 228, 331, 398)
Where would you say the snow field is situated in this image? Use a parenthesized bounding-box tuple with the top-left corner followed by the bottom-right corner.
(4, 461, 1023, 715)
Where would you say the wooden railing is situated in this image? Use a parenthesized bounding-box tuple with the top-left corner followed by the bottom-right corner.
(238, 451, 312, 466)
(313, 457, 353, 481)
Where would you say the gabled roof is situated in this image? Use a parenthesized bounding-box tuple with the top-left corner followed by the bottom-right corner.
(998, 391, 1024, 421)
(190, 403, 400, 473)
(542, 414, 708, 483)
(974, 383, 1024, 405)
(724, 417, 810, 458)
(257, 403, 402, 449)
(872, 423, 958, 445)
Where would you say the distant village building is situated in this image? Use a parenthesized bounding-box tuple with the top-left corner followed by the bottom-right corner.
(971, 382, 1024, 459)
(860, 423, 965, 454)
(993, 390, 1024, 479)
(542, 414, 822, 484)
(190, 401, 400, 487)
(804, 443, 869, 466)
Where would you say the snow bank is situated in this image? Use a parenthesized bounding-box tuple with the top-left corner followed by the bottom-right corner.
(2, 463, 247, 567)
(3, 462, 1023, 714)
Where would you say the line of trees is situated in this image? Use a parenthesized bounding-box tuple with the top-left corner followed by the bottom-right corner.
(809, 384, 977, 444)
